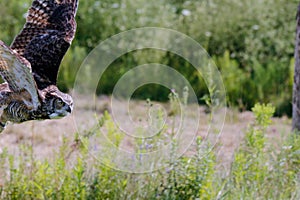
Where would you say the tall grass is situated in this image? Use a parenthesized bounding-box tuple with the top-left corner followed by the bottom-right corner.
(0, 103, 299, 199)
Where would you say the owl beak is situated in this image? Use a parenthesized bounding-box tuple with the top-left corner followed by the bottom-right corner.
(66, 106, 72, 113)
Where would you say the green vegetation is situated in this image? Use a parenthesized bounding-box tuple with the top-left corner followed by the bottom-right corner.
(0, 103, 299, 199)
(0, 0, 297, 115)
(1, 1, 299, 199)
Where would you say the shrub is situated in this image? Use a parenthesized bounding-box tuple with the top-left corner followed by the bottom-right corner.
(0, 103, 300, 199)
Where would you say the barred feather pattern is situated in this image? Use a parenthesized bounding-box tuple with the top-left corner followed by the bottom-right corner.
(11, 0, 78, 55)
(0, 41, 40, 110)
(2, 102, 30, 122)
(11, 0, 78, 89)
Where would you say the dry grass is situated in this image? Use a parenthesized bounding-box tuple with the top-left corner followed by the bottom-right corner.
(0, 95, 292, 166)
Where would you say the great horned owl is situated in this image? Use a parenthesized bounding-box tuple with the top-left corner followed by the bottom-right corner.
(0, 0, 78, 132)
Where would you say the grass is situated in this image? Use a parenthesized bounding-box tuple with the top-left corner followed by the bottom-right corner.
(0, 103, 299, 199)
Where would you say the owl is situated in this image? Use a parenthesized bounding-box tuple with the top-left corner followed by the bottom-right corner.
(0, 0, 78, 132)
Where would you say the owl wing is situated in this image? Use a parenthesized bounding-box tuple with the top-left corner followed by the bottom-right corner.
(0, 41, 40, 110)
(10, 0, 79, 90)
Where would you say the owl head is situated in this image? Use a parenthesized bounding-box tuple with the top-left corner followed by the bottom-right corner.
(40, 85, 73, 119)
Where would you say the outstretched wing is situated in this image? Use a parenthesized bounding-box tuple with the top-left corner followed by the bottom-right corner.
(0, 41, 40, 109)
(11, 0, 79, 89)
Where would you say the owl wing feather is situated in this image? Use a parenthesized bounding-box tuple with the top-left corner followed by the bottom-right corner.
(11, 0, 78, 89)
(0, 41, 40, 110)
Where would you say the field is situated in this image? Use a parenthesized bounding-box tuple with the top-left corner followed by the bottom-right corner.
(0, 95, 291, 166)
(0, 96, 299, 199)
(0, 0, 300, 199)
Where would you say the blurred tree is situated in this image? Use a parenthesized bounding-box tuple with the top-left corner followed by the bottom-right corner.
(292, 3, 300, 131)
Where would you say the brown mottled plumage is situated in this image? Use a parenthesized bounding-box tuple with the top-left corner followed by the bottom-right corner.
(0, 0, 78, 132)
(11, 0, 78, 89)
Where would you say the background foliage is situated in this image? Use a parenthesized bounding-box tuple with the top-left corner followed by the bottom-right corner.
(1, 1, 300, 197)
(0, 0, 298, 115)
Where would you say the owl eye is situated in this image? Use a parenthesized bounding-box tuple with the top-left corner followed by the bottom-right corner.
(55, 99, 65, 108)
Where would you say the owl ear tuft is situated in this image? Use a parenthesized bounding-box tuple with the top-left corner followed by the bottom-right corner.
(37, 90, 47, 101)
(39, 85, 54, 99)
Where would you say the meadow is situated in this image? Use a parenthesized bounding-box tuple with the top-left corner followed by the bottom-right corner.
(0, 0, 300, 199)
(0, 98, 299, 199)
